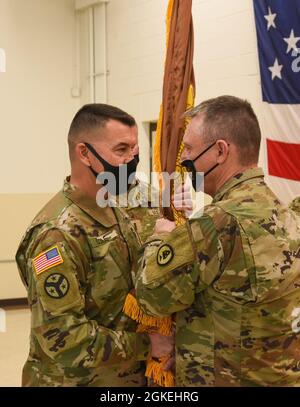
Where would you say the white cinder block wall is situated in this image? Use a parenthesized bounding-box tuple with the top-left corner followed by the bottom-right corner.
(89, 0, 266, 179)
(0, 0, 80, 299)
(0, 0, 80, 193)
(105, 0, 168, 179)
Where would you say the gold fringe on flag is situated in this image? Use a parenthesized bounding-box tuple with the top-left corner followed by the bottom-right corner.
(123, 293, 173, 336)
(123, 292, 175, 387)
(145, 355, 175, 388)
(172, 83, 195, 226)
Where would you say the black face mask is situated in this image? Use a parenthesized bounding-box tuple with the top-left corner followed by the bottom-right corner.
(85, 142, 138, 196)
(134, 153, 140, 165)
(181, 142, 219, 191)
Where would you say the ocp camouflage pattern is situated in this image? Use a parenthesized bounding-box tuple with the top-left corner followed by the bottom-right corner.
(16, 178, 152, 387)
(136, 168, 300, 386)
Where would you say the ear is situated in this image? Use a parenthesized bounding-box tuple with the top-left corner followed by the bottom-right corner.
(75, 143, 91, 167)
(215, 140, 230, 164)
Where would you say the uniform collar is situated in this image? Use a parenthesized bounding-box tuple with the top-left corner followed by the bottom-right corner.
(63, 177, 118, 228)
(212, 167, 265, 203)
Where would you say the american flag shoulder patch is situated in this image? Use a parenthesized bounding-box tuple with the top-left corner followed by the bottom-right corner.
(32, 245, 64, 276)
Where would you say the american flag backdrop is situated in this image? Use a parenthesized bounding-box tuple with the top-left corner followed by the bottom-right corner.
(253, 0, 300, 204)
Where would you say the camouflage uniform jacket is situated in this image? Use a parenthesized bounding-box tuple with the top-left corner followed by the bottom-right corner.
(123, 180, 161, 245)
(290, 197, 300, 214)
(136, 168, 300, 386)
(16, 178, 149, 387)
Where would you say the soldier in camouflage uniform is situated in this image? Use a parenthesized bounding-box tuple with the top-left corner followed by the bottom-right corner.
(289, 197, 300, 214)
(136, 96, 300, 386)
(15, 104, 168, 387)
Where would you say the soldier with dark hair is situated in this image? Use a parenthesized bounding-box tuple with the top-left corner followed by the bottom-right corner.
(16, 103, 173, 387)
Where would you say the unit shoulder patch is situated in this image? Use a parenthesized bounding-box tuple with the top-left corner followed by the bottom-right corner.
(157, 244, 174, 266)
(44, 273, 69, 299)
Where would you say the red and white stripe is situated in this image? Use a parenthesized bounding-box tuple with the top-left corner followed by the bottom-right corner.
(261, 104, 300, 204)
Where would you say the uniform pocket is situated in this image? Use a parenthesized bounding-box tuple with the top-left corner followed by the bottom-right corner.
(87, 236, 133, 323)
(89, 234, 130, 275)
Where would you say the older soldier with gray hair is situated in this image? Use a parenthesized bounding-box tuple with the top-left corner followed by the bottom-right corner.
(136, 95, 300, 386)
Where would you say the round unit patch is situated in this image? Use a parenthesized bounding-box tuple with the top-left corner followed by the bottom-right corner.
(157, 244, 174, 266)
(44, 273, 70, 299)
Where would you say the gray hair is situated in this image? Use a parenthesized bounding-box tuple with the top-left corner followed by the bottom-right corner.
(184, 95, 261, 165)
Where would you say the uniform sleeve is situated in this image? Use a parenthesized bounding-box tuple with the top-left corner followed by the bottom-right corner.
(135, 214, 224, 318)
(289, 197, 300, 214)
(27, 228, 148, 368)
